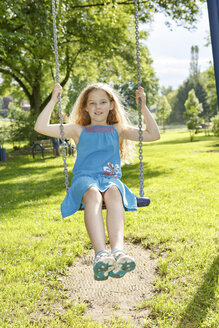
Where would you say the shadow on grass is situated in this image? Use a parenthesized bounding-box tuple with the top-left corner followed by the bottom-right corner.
(0, 155, 73, 183)
(156, 134, 218, 146)
(0, 155, 74, 216)
(177, 256, 219, 328)
(206, 142, 219, 150)
(1, 176, 69, 215)
(122, 162, 171, 188)
(1, 155, 169, 216)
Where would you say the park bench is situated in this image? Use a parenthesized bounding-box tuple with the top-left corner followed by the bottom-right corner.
(32, 139, 74, 158)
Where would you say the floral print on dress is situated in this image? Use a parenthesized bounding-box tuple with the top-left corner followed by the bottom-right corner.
(103, 162, 120, 178)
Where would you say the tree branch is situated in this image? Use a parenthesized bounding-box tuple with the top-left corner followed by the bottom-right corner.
(70, 1, 135, 9)
(0, 58, 33, 87)
(0, 23, 25, 32)
(40, 47, 85, 110)
(0, 68, 31, 100)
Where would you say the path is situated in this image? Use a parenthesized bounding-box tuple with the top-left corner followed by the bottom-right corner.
(63, 242, 157, 327)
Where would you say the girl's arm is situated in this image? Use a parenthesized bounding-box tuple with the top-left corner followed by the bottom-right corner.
(120, 87, 160, 142)
(34, 83, 82, 144)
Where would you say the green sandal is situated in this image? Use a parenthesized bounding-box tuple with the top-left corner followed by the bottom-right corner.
(109, 249, 136, 278)
(93, 250, 115, 281)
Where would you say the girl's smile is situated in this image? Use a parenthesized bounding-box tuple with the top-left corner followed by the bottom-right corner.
(85, 89, 114, 125)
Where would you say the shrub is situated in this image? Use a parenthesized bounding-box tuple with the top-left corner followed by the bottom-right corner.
(8, 103, 40, 145)
(187, 116, 203, 141)
(0, 126, 9, 148)
(211, 113, 219, 137)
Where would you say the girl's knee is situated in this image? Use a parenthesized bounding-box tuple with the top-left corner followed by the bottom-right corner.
(104, 185, 122, 202)
(83, 187, 102, 204)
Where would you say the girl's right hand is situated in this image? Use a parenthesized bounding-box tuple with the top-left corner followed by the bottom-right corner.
(51, 83, 63, 103)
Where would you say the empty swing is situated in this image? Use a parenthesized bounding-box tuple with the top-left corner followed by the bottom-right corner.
(51, 0, 150, 209)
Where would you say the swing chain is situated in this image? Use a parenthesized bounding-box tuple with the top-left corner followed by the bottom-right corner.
(134, 0, 144, 197)
(51, 0, 69, 193)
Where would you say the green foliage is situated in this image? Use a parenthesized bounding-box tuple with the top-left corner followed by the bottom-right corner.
(169, 60, 218, 125)
(0, 96, 5, 118)
(0, 1, 206, 124)
(0, 96, 11, 119)
(211, 113, 219, 137)
(0, 108, 9, 119)
(203, 65, 218, 117)
(156, 95, 172, 131)
(184, 89, 203, 120)
(0, 0, 156, 114)
(186, 115, 204, 141)
(0, 125, 9, 148)
(169, 75, 209, 123)
(8, 103, 41, 144)
(184, 89, 203, 141)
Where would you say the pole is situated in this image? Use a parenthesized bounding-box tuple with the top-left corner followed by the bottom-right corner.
(207, 0, 219, 110)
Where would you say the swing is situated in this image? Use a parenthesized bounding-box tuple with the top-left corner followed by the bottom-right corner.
(51, 0, 150, 209)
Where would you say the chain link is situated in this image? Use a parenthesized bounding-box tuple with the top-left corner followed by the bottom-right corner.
(134, 0, 144, 197)
(51, 0, 69, 193)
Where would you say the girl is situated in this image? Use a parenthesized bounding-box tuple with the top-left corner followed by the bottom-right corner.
(34, 82, 160, 281)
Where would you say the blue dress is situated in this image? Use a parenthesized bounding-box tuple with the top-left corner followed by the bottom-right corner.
(61, 125, 137, 218)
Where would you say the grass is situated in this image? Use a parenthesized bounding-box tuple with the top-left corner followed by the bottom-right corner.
(0, 129, 218, 328)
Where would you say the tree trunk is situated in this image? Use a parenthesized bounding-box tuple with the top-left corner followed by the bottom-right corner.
(29, 82, 41, 117)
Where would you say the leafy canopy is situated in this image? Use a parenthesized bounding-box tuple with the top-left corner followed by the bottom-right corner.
(0, 0, 206, 116)
(184, 89, 203, 120)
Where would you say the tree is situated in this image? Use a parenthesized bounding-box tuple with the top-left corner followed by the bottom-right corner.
(0, 0, 206, 114)
(168, 43, 210, 123)
(184, 89, 203, 120)
(184, 89, 203, 141)
(0, 96, 3, 118)
(156, 95, 172, 132)
(203, 65, 218, 117)
(0, 0, 161, 120)
(211, 113, 219, 137)
(168, 73, 210, 123)
(190, 45, 200, 77)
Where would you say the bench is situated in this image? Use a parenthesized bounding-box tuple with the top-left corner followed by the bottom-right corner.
(32, 139, 74, 158)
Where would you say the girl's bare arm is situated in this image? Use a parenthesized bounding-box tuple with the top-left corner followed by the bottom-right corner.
(34, 84, 82, 144)
(120, 87, 160, 142)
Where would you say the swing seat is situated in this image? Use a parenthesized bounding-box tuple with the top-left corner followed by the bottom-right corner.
(79, 196, 150, 210)
(136, 196, 150, 207)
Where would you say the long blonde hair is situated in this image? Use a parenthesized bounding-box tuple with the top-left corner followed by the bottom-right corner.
(70, 83, 135, 163)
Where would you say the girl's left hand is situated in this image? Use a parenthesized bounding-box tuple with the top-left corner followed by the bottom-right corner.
(136, 86, 146, 106)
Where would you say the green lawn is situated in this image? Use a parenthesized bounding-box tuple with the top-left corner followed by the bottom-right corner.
(0, 130, 218, 328)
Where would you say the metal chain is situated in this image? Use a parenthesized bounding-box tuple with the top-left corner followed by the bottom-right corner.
(134, 0, 144, 197)
(51, 0, 69, 193)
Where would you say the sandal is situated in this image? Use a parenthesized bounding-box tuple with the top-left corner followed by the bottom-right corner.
(109, 248, 136, 278)
(93, 250, 115, 281)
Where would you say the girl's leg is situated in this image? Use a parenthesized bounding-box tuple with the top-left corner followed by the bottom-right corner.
(103, 186, 125, 250)
(83, 187, 106, 255)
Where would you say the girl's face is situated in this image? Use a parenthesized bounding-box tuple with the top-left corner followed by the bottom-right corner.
(85, 89, 114, 125)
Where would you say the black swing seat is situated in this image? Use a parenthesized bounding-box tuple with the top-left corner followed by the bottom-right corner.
(79, 196, 150, 210)
(136, 196, 150, 207)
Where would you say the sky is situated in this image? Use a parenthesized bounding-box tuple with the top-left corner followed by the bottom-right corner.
(146, 2, 213, 89)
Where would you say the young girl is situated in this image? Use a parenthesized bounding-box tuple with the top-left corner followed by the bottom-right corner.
(34, 82, 160, 281)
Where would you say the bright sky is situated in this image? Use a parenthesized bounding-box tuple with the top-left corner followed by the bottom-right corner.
(146, 2, 213, 89)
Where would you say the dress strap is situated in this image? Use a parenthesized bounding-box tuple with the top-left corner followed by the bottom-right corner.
(112, 124, 119, 136)
(76, 126, 85, 149)
(80, 125, 85, 135)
